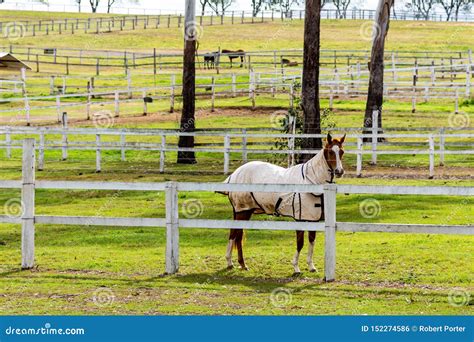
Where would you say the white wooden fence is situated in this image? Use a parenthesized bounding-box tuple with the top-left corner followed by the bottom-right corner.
(1, 61, 471, 125)
(1, 123, 473, 177)
(0, 139, 472, 279)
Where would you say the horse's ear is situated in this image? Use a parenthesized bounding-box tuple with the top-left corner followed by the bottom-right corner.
(327, 133, 333, 145)
(340, 133, 346, 144)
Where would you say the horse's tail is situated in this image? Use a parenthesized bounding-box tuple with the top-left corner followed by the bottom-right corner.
(215, 175, 231, 195)
(232, 230, 245, 250)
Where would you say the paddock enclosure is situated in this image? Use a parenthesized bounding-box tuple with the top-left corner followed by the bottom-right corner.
(0, 8, 473, 315)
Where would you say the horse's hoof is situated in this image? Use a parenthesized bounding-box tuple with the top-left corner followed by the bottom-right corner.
(292, 272, 302, 277)
(226, 265, 234, 270)
(240, 265, 249, 271)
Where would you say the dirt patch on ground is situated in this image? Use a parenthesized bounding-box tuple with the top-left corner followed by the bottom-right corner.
(346, 166, 473, 180)
(66, 107, 276, 127)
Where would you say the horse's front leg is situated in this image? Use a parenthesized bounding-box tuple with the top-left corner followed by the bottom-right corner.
(307, 231, 317, 272)
(292, 231, 304, 275)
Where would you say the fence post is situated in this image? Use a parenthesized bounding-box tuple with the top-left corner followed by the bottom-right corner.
(96, 134, 101, 173)
(6, 128, 11, 159)
(142, 90, 148, 115)
(165, 181, 179, 274)
(224, 134, 230, 174)
(21, 138, 36, 269)
(170, 75, 175, 113)
(231, 73, 236, 98)
(61, 112, 68, 160)
(466, 65, 471, 98)
(241, 129, 247, 163)
(356, 137, 363, 177)
(114, 91, 120, 117)
(120, 130, 126, 161)
(211, 77, 216, 112)
(289, 83, 294, 108)
(454, 88, 459, 114)
(439, 128, 445, 166)
(38, 131, 45, 171)
(56, 95, 61, 122)
(429, 135, 434, 179)
(329, 87, 334, 110)
(160, 134, 166, 173)
(323, 183, 336, 282)
(371, 109, 378, 165)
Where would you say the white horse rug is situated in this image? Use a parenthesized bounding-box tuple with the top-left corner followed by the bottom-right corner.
(222, 149, 334, 222)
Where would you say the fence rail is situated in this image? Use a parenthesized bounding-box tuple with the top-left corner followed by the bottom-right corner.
(1, 123, 473, 177)
(1, 4, 473, 22)
(0, 139, 472, 279)
(3, 45, 472, 74)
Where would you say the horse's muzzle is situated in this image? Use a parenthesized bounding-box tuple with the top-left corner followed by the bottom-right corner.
(335, 169, 344, 178)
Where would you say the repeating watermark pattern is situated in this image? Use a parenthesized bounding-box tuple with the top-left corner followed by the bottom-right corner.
(183, 20, 203, 41)
(448, 288, 471, 307)
(2, 22, 26, 41)
(448, 112, 470, 129)
(270, 110, 289, 130)
(270, 287, 292, 308)
(92, 110, 115, 129)
(92, 287, 115, 307)
(359, 198, 381, 219)
(181, 199, 204, 218)
(4, 198, 25, 218)
(359, 21, 381, 42)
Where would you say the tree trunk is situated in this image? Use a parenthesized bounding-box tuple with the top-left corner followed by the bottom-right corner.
(177, 0, 197, 164)
(299, 0, 321, 163)
(362, 0, 394, 141)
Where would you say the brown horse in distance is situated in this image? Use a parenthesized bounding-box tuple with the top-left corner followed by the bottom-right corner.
(221, 49, 245, 68)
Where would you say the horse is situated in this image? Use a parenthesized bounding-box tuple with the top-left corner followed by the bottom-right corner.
(203, 52, 218, 69)
(221, 49, 245, 68)
(219, 133, 346, 275)
(281, 58, 298, 67)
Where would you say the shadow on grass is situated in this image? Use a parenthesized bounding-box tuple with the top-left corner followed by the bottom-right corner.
(0, 267, 453, 302)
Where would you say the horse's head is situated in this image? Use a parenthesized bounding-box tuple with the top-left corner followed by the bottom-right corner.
(324, 133, 346, 178)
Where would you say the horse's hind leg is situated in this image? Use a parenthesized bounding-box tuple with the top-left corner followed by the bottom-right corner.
(235, 229, 248, 270)
(292, 231, 304, 275)
(307, 231, 317, 272)
(227, 210, 252, 270)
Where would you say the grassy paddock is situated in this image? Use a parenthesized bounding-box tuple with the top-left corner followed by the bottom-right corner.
(0, 156, 473, 315)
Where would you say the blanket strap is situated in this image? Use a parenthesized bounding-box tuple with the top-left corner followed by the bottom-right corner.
(274, 197, 283, 216)
(250, 192, 265, 212)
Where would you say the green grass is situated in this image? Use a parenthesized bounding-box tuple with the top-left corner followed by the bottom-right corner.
(0, 156, 473, 315)
(2, 14, 473, 52)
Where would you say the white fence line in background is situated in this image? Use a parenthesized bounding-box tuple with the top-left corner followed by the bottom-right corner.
(1, 125, 473, 177)
(0, 80, 471, 125)
(0, 139, 472, 278)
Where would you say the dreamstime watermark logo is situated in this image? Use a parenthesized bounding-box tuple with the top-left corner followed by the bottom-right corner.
(270, 287, 292, 308)
(359, 198, 381, 218)
(92, 110, 115, 129)
(183, 20, 203, 41)
(2, 22, 26, 41)
(92, 287, 115, 307)
(448, 113, 470, 128)
(4, 198, 25, 218)
(359, 21, 381, 42)
(448, 288, 471, 307)
(181, 199, 204, 218)
(270, 110, 289, 129)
